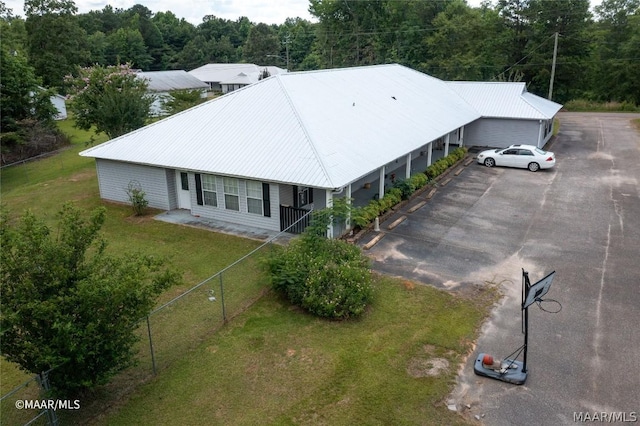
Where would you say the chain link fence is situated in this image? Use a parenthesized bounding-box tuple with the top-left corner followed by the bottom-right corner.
(1, 212, 309, 425)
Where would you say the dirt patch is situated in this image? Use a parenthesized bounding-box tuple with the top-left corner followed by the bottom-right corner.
(67, 170, 95, 182)
(124, 214, 156, 224)
(407, 357, 449, 378)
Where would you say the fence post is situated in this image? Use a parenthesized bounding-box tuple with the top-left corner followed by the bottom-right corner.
(219, 273, 226, 322)
(38, 370, 59, 426)
(146, 316, 157, 375)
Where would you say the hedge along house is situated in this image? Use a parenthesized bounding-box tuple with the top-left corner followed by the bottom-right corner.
(80, 64, 560, 237)
(447, 81, 562, 149)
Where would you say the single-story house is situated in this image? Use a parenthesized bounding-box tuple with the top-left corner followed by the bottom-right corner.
(447, 81, 561, 149)
(188, 63, 287, 92)
(137, 70, 209, 116)
(50, 93, 68, 120)
(35, 86, 67, 120)
(80, 64, 561, 237)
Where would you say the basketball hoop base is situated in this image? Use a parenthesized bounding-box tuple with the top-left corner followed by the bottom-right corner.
(473, 353, 527, 385)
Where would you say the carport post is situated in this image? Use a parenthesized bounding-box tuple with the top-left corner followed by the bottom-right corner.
(427, 143, 433, 166)
(444, 134, 450, 157)
(405, 153, 412, 179)
(378, 166, 385, 199)
(345, 185, 352, 230)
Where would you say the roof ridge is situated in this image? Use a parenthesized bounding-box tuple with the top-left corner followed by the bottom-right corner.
(274, 75, 336, 188)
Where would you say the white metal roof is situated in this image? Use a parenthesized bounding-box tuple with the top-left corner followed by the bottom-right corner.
(80, 64, 483, 189)
(188, 63, 287, 84)
(221, 72, 258, 85)
(446, 81, 562, 120)
(137, 70, 209, 92)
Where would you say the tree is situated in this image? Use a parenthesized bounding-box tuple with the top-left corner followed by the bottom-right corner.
(24, 0, 89, 89)
(591, 0, 640, 103)
(0, 204, 180, 396)
(66, 63, 153, 138)
(0, 47, 57, 132)
(106, 26, 153, 69)
(242, 23, 280, 64)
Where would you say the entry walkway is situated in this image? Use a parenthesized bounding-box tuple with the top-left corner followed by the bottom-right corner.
(155, 209, 296, 243)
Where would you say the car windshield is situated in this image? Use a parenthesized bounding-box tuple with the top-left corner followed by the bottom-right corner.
(535, 148, 547, 155)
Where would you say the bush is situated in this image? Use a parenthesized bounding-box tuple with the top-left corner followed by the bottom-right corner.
(353, 148, 467, 228)
(126, 181, 149, 216)
(265, 235, 373, 319)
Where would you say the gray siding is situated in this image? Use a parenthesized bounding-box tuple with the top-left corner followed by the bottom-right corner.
(166, 169, 178, 210)
(95, 159, 171, 209)
(190, 175, 281, 232)
(465, 118, 541, 148)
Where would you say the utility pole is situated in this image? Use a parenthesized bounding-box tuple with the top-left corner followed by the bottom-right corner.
(548, 32, 559, 100)
(284, 33, 290, 71)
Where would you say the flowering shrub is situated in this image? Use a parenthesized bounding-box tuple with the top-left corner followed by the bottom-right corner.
(265, 235, 373, 319)
(65, 63, 153, 138)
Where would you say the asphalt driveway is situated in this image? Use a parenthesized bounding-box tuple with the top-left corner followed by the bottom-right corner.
(361, 112, 640, 425)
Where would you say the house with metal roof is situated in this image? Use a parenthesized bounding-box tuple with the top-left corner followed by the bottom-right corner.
(137, 70, 209, 116)
(81, 64, 561, 236)
(188, 63, 287, 93)
(447, 81, 562, 149)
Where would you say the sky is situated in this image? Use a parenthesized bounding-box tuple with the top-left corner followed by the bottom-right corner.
(4, 0, 316, 24)
(4, 0, 603, 26)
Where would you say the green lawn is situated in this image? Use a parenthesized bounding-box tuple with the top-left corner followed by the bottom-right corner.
(1, 119, 495, 425)
(81, 277, 493, 426)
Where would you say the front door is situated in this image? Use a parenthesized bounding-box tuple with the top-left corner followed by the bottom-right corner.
(176, 171, 191, 209)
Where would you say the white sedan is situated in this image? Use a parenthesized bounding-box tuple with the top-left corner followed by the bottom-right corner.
(476, 144, 556, 172)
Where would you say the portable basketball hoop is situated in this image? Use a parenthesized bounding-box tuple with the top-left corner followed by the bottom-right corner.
(473, 269, 557, 385)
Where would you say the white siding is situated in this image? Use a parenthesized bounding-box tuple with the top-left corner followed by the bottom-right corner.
(95, 160, 172, 209)
(464, 118, 541, 149)
(190, 175, 281, 232)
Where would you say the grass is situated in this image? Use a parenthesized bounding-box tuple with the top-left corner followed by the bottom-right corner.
(0, 120, 264, 424)
(562, 99, 640, 112)
(84, 277, 495, 426)
(1, 118, 497, 425)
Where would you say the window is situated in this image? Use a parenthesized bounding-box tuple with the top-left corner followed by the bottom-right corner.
(180, 172, 189, 190)
(246, 181, 263, 215)
(519, 149, 534, 156)
(223, 177, 239, 211)
(201, 175, 217, 206)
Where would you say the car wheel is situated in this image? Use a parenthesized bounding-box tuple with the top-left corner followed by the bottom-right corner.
(484, 158, 495, 167)
(528, 162, 540, 172)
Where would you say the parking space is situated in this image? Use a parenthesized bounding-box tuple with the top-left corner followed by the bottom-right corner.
(362, 112, 640, 424)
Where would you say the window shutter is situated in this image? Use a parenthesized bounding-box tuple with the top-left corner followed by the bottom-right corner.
(195, 174, 203, 206)
(292, 185, 299, 208)
(309, 187, 314, 204)
(262, 183, 271, 217)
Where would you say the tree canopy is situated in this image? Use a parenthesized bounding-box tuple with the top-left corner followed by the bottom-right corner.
(65, 63, 153, 138)
(0, 204, 180, 396)
(0, 0, 638, 108)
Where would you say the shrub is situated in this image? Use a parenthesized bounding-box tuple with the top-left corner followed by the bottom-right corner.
(265, 235, 373, 319)
(126, 181, 149, 216)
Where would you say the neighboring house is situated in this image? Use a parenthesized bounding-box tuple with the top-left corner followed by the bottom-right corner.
(137, 70, 209, 116)
(188, 63, 287, 93)
(447, 81, 562, 149)
(80, 64, 561, 237)
(50, 93, 67, 120)
(34, 86, 67, 120)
